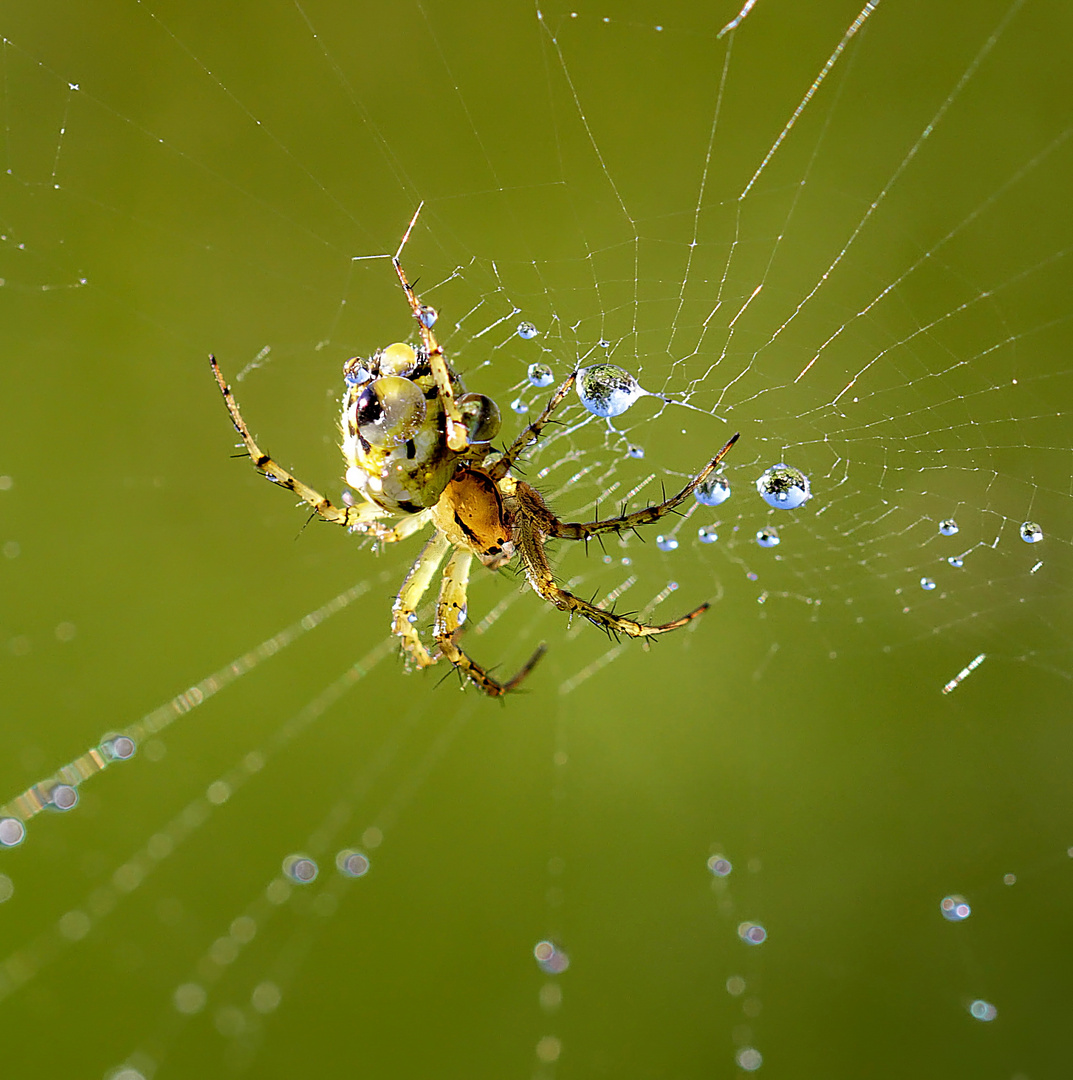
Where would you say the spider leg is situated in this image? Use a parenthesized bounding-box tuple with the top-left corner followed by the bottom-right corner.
(543, 433, 740, 541)
(392, 532, 451, 669)
(488, 373, 577, 481)
(434, 548, 547, 697)
(212, 356, 396, 538)
(392, 259, 470, 453)
(511, 516, 707, 639)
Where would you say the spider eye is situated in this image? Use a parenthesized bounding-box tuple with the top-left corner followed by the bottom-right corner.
(354, 376, 426, 449)
(458, 393, 501, 444)
(377, 342, 418, 377)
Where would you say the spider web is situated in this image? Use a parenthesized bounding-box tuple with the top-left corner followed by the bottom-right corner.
(1, 0, 1072, 1076)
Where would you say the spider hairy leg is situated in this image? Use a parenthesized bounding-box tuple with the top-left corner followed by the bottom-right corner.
(392, 259, 469, 453)
(545, 432, 740, 541)
(434, 548, 547, 696)
(392, 533, 451, 669)
(510, 515, 709, 639)
(489, 372, 578, 481)
(210, 356, 392, 536)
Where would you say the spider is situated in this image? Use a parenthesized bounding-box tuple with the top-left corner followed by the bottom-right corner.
(211, 259, 739, 697)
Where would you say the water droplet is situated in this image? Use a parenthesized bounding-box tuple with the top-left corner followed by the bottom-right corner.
(755, 464, 810, 509)
(49, 784, 78, 811)
(969, 999, 997, 1022)
(694, 476, 731, 507)
(920, 577, 936, 591)
(1020, 521, 1043, 543)
(597, 338, 611, 348)
(511, 397, 527, 414)
(282, 855, 318, 884)
(534, 940, 570, 974)
(940, 895, 971, 922)
(336, 849, 370, 878)
(737, 921, 767, 945)
(527, 362, 554, 388)
(707, 856, 732, 877)
(736, 1047, 763, 1072)
(0, 817, 26, 847)
(418, 305, 437, 328)
(698, 526, 718, 544)
(174, 982, 208, 1015)
(626, 445, 645, 459)
(655, 535, 678, 552)
(101, 736, 136, 761)
(517, 321, 539, 339)
(755, 528, 780, 548)
(947, 556, 964, 568)
(343, 361, 370, 386)
(938, 519, 959, 536)
(576, 364, 645, 418)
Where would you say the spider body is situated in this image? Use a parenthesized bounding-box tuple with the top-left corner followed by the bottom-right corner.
(212, 258, 739, 697)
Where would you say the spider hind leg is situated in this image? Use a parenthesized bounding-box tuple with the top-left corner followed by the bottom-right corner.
(435, 548, 546, 697)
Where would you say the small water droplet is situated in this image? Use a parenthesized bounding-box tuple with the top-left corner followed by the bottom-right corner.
(336, 850, 370, 878)
(655, 535, 678, 552)
(737, 921, 767, 945)
(517, 321, 539, 339)
(698, 526, 718, 544)
(418, 305, 438, 328)
(938, 519, 959, 536)
(940, 895, 971, 922)
(1020, 521, 1043, 543)
(695, 475, 731, 507)
(527, 362, 554, 388)
(576, 364, 645, 418)
(969, 999, 997, 1022)
(755, 464, 810, 509)
(947, 556, 964, 568)
(283, 855, 318, 884)
(511, 397, 527, 414)
(0, 818, 26, 847)
(534, 940, 570, 974)
(626, 445, 645, 459)
(49, 785, 78, 811)
(707, 856, 732, 877)
(920, 577, 936, 591)
(756, 528, 779, 548)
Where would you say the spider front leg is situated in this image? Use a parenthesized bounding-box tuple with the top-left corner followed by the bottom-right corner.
(211, 356, 393, 537)
(544, 432, 740, 542)
(392, 259, 470, 453)
(488, 372, 577, 482)
(434, 547, 547, 697)
(511, 516, 708, 640)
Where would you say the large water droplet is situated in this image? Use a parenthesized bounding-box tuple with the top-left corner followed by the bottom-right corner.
(527, 362, 554, 388)
(756, 463, 810, 509)
(694, 475, 731, 507)
(576, 364, 645, 418)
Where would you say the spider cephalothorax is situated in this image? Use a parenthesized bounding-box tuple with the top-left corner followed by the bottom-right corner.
(212, 257, 738, 696)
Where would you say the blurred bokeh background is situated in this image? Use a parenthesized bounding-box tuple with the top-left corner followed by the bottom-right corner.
(1, 0, 1071, 1075)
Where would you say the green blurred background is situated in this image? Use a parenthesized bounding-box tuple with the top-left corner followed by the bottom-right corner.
(1, 0, 1072, 1075)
